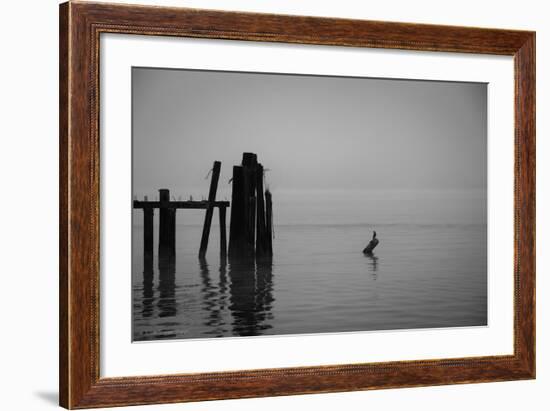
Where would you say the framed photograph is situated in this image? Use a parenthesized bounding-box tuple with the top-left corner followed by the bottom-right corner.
(59, 1, 535, 409)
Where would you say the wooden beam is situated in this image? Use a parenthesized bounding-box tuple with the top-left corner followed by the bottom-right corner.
(133, 200, 229, 209)
(199, 161, 221, 258)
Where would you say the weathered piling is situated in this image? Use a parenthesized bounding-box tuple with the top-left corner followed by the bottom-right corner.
(143, 206, 154, 272)
(265, 189, 273, 257)
(158, 188, 175, 266)
(219, 206, 227, 258)
(255, 164, 269, 258)
(169, 208, 176, 260)
(199, 161, 221, 258)
(242, 153, 258, 257)
(142, 193, 155, 318)
(362, 231, 379, 255)
(229, 165, 246, 259)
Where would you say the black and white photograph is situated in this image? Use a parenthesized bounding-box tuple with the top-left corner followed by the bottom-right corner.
(2, 0, 544, 409)
(131, 67, 487, 341)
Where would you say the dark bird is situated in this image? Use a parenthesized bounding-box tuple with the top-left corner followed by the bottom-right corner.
(363, 231, 379, 255)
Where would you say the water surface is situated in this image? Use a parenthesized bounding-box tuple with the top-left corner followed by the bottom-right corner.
(132, 189, 487, 341)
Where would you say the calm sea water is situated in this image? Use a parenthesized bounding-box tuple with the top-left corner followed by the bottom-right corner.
(132, 189, 487, 341)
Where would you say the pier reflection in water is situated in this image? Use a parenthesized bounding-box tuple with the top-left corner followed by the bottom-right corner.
(133, 222, 487, 341)
(228, 258, 274, 336)
(133, 255, 274, 341)
(158, 258, 177, 319)
(141, 267, 154, 319)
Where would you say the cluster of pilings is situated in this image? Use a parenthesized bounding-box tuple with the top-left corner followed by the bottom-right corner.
(228, 153, 273, 260)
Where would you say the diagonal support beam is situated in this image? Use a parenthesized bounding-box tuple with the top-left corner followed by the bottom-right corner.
(199, 161, 221, 258)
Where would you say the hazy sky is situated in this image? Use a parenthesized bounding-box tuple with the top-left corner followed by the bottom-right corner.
(132, 68, 487, 199)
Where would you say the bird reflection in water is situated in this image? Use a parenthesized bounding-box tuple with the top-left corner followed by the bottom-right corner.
(364, 253, 379, 280)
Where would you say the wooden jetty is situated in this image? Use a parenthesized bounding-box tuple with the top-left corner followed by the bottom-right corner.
(133, 160, 230, 268)
(228, 153, 273, 260)
(133, 153, 273, 269)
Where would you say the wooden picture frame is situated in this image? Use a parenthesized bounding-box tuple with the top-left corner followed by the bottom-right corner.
(59, 1, 535, 408)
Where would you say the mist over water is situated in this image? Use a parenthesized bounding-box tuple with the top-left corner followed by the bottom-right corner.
(132, 189, 487, 341)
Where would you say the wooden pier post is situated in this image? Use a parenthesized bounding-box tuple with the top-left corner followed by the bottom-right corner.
(143, 206, 154, 271)
(169, 208, 176, 261)
(265, 189, 273, 257)
(199, 161, 221, 258)
(242, 153, 257, 257)
(255, 164, 269, 258)
(158, 188, 173, 266)
(219, 206, 227, 259)
(228, 165, 245, 259)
